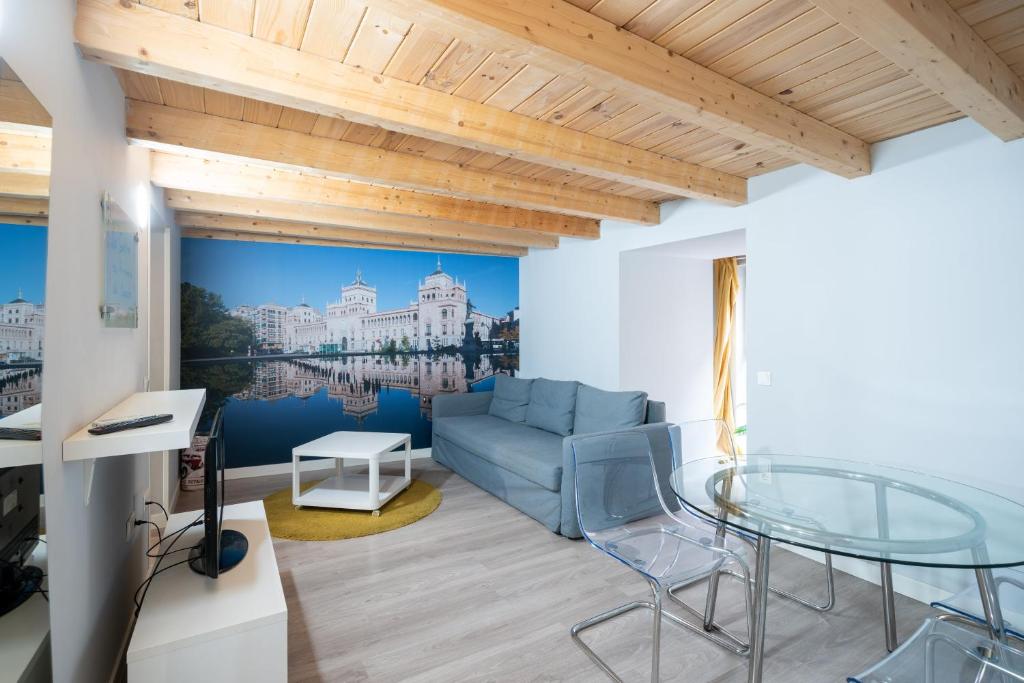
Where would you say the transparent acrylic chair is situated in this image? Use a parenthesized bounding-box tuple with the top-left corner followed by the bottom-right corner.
(848, 617, 1024, 682)
(671, 419, 836, 613)
(570, 428, 753, 682)
(930, 569, 1024, 645)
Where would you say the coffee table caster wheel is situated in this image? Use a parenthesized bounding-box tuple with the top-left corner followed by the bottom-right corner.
(372, 510, 381, 517)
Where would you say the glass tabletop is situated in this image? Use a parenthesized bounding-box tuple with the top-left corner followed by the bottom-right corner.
(669, 454, 1024, 569)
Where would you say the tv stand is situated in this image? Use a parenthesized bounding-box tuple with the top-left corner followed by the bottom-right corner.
(187, 529, 249, 576)
(128, 501, 286, 682)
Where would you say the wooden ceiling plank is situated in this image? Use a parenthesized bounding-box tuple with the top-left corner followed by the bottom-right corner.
(382, 25, 452, 82)
(0, 214, 47, 226)
(299, 0, 365, 60)
(252, 0, 313, 47)
(149, 152, 602, 237)
(168, 192, 559, 247)
(76, 0, 747, 203)
(114, 70, 164, 104)
(361, 0, 870, 178)
(809, 0, 1024, 140)
(198, 0, 256, 33)
(343, 6, 411, 72)
(96, 92, 657, 224)
(157, 77, 206, 112)
(181, 224, 526, 255)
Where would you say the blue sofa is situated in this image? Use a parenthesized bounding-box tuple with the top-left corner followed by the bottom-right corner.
(431, 377, 667, 538)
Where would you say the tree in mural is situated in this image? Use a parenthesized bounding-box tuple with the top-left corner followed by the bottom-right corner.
(181, 283, 255, 359)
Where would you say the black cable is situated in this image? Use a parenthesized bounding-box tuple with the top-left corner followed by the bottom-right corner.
(136, 519, 164, 550)
(133, 513, 202, 617)
(145, 500, 169, 522)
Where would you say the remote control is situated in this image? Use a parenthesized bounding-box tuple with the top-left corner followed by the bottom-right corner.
(0, 428, 42, 441)
(88, 414, 174, 435)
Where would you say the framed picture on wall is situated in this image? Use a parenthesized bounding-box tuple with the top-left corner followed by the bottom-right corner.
(100, 192, 138, 328)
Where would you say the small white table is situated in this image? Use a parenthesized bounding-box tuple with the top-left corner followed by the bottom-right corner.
(292, 432, 412, 516)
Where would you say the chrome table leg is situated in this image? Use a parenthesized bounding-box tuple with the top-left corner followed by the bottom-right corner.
(748, 536, 771, 683)
(651, 581, 662, 683)
(881, 563, 898, 652)
(976, 566, 1008, 643)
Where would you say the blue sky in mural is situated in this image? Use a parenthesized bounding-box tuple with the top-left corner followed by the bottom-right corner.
(0, 224, 48, 304)
(181, 238, 519, 316)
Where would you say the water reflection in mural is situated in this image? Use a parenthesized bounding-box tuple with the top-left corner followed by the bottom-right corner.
(183, 352, 517, 467)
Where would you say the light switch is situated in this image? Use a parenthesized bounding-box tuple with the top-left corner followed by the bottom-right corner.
(756, 371, 772, 386)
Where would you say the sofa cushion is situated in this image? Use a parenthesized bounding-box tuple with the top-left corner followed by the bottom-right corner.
(573, 385, 648, 435)
(433, 415, 564, 491)
(525, 378, 579, 436)
(488, 375, 533, 423)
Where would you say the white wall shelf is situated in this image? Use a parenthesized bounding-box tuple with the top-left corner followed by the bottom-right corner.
(0, 404, 43, 468)
(62, 389, 205, 462)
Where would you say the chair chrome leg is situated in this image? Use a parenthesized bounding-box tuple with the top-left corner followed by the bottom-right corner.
(650, 580, 662, 683)
(733, 537, 836, 612)
(571, 600, 652, 683)
(666, 574, 751, 655)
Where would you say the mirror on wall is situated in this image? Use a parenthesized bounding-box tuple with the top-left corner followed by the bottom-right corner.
(0, 56, 52, 682)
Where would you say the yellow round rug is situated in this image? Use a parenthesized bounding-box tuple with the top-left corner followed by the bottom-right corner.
(263, 479, 442, 541)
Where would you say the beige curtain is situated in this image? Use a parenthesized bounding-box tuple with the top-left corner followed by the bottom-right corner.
(712, 258, 739, 454)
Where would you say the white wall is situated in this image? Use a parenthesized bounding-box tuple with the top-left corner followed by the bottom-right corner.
(2, 2, 162, 679)
(521, 117, 1024, 599)
(619, 230, 745, 422)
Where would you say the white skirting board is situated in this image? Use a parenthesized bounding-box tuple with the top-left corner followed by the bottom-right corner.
(225, 447, 432, 480)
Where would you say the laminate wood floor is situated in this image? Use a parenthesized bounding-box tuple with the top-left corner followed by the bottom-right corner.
(176, 460, 937, 682)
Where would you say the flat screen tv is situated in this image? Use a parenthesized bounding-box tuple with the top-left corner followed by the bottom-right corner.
(188, 408, 248, 578)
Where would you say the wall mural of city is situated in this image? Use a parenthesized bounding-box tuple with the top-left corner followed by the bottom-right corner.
(181, 238, 520, 468)
(0, 224, 47, 417)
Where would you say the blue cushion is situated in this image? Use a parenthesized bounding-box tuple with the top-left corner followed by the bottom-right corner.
(573, 385, 648, 435)
(488, 375, 533, 423)
(526, 378, 579, 436)
(433, 415, 564, 491)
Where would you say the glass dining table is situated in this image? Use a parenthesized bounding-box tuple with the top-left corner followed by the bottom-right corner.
(669, 454, 1024, 683)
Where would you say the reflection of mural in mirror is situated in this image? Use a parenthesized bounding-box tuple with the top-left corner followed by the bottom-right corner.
(181, 238, 519, 468)
(0, 57, 50, 419)
(0, 54, 52, 680)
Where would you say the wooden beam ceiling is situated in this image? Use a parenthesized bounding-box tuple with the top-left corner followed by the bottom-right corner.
(75, 0, 747, 204)
(0, 171, 49, 198)
(0, 131, 51, 174)
(809, 0, 1024, 141)
(126, 100, 658, 224)
(150, 152, 599, 238)
(166, 191, 558, 249)
(0, 215, 47, 226)
(0, 78, 51, 129)
(363, 0, 872, 179)
(180, 223, 527, 257)
(0, 196, 47, 217)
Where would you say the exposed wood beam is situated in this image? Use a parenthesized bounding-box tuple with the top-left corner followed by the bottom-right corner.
(75, 0, 745, 203)
(180, 221, 528, 257)
(150, 152, 599, 238)
(0, 78, 51, 128)
(0, 171, 49, 198)
(809, 0, 1024, 141)
(0, 214, 47, 226)
(0, 132, 51, 174)
(0, 196, 48, 217)
(364, 0, 871, 179)
(166, 191, 558, 249)
(127, 100, 658, 225)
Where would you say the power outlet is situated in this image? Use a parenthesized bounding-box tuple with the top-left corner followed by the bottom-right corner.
(126, 508, 137, 543)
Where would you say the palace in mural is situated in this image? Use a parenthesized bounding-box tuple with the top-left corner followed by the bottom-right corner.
(229, 259, 516, 354)
(0, 290, 45, 362)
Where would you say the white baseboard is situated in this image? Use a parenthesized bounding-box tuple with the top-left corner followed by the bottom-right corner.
(785, 545, 950, 607)
(224, 447, 433, 480)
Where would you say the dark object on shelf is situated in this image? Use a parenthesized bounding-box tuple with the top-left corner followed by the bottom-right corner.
(0, 428, 41, 441)
(0, 465, 42, 617)
(188, 408, 248, 578)
(87, 413, 173, 435)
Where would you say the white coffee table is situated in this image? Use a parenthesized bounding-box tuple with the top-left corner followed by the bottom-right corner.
(292, 432, 412, 516)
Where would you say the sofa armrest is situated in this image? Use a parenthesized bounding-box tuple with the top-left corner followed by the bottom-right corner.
(645, 400, 666, 424)
(433, 391, 493, 419)
(559, 422, 672, 539)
